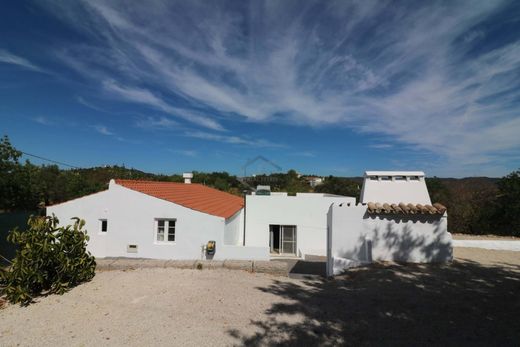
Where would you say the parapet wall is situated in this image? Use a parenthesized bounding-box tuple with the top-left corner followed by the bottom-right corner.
(327, 203, 452, 276)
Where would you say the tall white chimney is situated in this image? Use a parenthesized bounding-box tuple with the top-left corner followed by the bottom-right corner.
(183, 172, 193, 184)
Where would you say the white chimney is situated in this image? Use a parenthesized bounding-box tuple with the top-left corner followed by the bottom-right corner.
(183, 172, 193, 184)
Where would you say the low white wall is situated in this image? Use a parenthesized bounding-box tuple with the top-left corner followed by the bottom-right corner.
(47, 184, 269, 261)
(327, 204, 452, 276)
(453, 240, 520, 251)
(245, 194, 356, 257)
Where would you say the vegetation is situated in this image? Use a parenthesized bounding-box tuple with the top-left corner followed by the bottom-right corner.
(315, 176, 361, 198)
(0, 215, 96, 305)
(491, 171, 520, 236)
(1, 135, 519, 235)
(244, 170, 312, 195)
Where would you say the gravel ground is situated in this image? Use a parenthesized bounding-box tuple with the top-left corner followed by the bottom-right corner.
(452, 233, 519, 240)
(1, 248, 519, 346)
(454, 247, 520, 266)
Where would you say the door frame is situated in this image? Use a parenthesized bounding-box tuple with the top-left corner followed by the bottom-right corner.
(269, 224, 297, 255)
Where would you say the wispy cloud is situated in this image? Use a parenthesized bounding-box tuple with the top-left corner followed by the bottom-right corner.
(169, 149, 197, 157)
(369, 144, 393, 149)
(91, 125, 139, 144)
(293, 151, 317, 157)
(185, 130, 285, 148)
(76, 96, 112, 114)
(94, 125, 114, 136)
(102, 80, 224, 131)
(38, 1, 520, 173)
(0, 50, 43, 72)
(135, 116, 178, 130)
(33, 116, 53, 125)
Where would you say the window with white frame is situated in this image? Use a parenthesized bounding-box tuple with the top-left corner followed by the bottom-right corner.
(156, 219, 176, 242)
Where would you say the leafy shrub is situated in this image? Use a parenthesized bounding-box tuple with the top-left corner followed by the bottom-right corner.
(0, 215, 96, 305)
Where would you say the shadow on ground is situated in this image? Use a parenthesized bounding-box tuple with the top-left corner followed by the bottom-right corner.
(229, 259, 520, 346)
(273, 256, 326, 279)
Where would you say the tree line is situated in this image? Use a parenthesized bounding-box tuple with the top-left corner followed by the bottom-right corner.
(1, 135, 519, 236)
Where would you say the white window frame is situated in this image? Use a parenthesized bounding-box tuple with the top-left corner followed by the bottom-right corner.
(155, 219, 176, 244)
(99, 219, 108, 234)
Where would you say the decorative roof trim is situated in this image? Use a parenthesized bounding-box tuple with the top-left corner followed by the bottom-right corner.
(366, 202, 446, 215)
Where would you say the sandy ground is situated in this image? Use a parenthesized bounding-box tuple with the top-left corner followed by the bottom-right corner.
(452, 233, 519, 240)
(454, 247, 520, 266)
(1, 248, 519, 346)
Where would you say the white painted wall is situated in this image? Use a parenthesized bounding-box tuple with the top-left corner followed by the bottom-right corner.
(245, 193, 356, 257)
(327, 203, 452, 276)
(47, 182, 268, 261)
(360, 171, 431, 204)
(224, 210, 244, 246)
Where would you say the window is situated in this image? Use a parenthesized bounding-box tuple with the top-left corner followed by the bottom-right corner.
(100, 219, 107, 233)
(156, 219, 176, 242)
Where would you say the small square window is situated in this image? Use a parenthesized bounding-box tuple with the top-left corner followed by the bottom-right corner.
(100, 219, 108, 232)
(156, 219, 175, 243)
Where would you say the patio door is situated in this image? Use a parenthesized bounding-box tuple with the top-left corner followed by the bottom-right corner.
(269, 225, 297, 255)
(281, 225, 296, 254)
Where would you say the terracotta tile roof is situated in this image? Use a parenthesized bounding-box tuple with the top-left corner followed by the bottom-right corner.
(115, 179, 244, 219)
(366, 202, 447, 215)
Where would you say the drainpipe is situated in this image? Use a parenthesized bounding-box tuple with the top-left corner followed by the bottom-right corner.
(242, 190, 247, 246)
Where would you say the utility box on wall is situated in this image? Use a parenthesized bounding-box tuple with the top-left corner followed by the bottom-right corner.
(206, 240, 216, 255)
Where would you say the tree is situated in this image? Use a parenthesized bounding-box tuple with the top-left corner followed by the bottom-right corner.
(0, 215, 96, 305)
(426, 177, 451, 204)
(315, 176, 360, 200)
(0, 135, 24, 211)
(492, 170, 520, 236)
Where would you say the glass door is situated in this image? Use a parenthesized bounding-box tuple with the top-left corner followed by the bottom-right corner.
(281, 225, 296, 255)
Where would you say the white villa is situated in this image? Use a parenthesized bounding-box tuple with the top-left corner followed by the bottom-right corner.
(47, 171, 453, 273)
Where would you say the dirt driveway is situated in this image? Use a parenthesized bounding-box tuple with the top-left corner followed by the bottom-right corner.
(1, 248, 519, 346)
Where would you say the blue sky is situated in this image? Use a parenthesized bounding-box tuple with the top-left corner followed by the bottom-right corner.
(1, 1, 519, 177)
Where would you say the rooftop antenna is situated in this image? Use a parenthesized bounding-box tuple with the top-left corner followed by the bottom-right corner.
(242, 155, 282, 177)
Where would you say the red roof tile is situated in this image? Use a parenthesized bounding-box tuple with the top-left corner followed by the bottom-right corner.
(115, 179, 244, 219)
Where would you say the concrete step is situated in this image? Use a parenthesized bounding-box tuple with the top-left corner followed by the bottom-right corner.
(95, 257, 288, 276)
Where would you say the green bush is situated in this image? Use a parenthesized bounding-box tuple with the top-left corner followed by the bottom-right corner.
(0, 215, 96, 305)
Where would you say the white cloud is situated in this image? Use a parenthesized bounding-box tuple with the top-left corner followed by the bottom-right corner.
(33, 116, 52, 125)
(94, 125, 114, 136)
(169, 149, 197, 157)
(76, 96, 111, 113)
(464, 30, 485, 43)
(369, 144, 393, 149)
(0, 50, 43, 72)
(185, 131, 285, 148)
(293, 151, 317, 157)
(135, 116, 178, 130)
(102, 80, 224, 131)
(38, 0, 519, 174)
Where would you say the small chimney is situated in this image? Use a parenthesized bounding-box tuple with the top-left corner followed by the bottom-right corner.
(183, 172, 193, 184)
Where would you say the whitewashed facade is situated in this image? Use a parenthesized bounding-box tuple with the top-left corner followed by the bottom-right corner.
(47, 180, 268, 260)
(48, 170, 452, 269)
(327, 171, 453, 276)
(245, 193, 356, 257)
